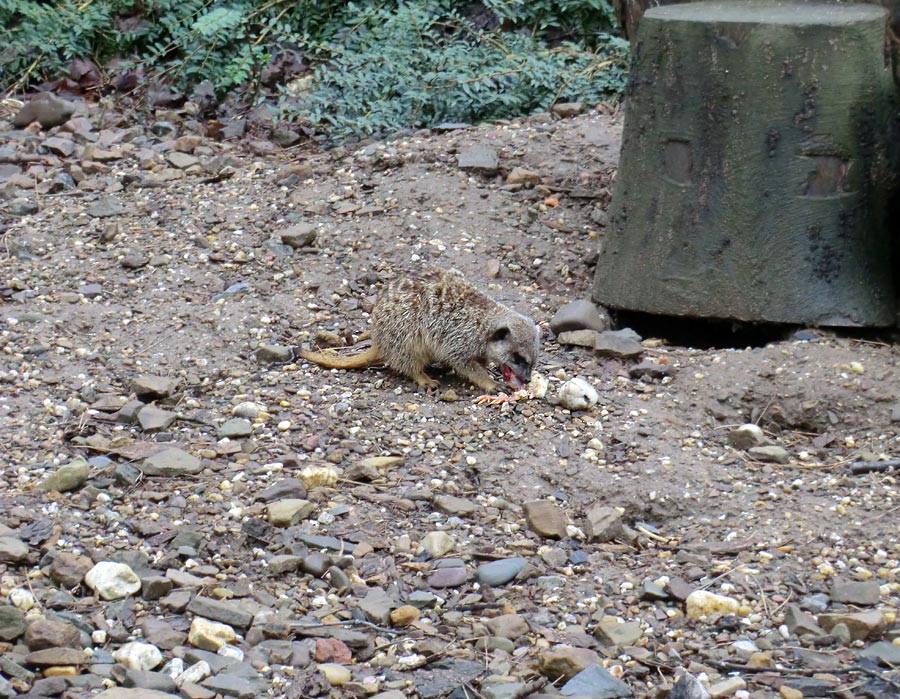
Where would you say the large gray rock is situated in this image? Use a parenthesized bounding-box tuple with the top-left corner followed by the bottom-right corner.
(14, 93, 75, 129)
(593, 3, 896, 326)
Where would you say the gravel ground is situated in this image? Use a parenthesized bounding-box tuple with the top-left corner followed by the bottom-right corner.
(1, 94, 899, 699)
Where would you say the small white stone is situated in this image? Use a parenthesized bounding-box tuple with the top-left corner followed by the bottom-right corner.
(421, 531, 455, 558)
(557, 378, 599, 411)
(84, 561, 141, 600)
(232, 401, 265, 419)
(189, 617, 237, 650)
(176, 660, 210, 686)
(112, 641, 163, 671)
(685, 590, 740, 620)
(319, 663, 351, 685)
(218, 644, 244, 661)
(8, 588, 35, 611)
(161, 657, 184, 678)
(92, 630, 107, 644)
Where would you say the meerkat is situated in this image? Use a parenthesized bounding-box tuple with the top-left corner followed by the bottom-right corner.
(300, 268, 540, 393)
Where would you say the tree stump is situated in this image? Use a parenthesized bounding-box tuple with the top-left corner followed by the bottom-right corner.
(593, 1, 897, 326)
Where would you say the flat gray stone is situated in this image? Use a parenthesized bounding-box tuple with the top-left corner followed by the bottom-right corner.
(39, 457, 90, 492)
(14, 93, 74, 129)
(0, 605, 26, 641)
(830, 579, 880, 606)
(357, 587, 394, 625)
(87, 195, 125, 218)
(132, 376, 178, 399)
(0, 538, 30, 563)
(858, 640, 900, 665)
(550, 299, 612, 334)
(93, 689, 181, 699)
(748, 445, 791, 464)
(457, 146, 499, 174)
(186, 597, 255, 630)
(137, 406, 177, 432)
(595, 329, 643, 358)
(142, 448, 201, 477)
(476, 557, 527, 586)
(280, 223, 317, 249)
(218, 418, 253, 438)
(560, 663, 632, 698)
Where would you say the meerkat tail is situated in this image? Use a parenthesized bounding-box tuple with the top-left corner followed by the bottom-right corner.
(300, 345, 383, 369)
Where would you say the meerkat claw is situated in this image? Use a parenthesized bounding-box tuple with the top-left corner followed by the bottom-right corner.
(474, 393, 512, 406)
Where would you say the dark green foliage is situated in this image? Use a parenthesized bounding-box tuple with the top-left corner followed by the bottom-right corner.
(1, 0, 628, 141)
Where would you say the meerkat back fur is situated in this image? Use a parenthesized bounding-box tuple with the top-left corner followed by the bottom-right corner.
(301, 268, 540, 392)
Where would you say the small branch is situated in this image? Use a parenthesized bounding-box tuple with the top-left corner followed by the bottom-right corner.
(850, 459, 900, 475)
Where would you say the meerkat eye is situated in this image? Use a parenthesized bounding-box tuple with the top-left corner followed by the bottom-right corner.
(491, 327, 510, 342)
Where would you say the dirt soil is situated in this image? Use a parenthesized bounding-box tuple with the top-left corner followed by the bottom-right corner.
(1, 100, 900, 699)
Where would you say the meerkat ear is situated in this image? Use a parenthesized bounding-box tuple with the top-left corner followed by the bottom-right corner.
(490, 326, 510, 342)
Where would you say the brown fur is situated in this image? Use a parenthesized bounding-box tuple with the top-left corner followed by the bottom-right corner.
(300, 268, 540, 392)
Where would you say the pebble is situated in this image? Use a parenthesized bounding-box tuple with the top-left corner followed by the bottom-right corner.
(267, 499, 315, 526)
(112, 642, 164, 671)
(670, 672, 711, 699)
(457, 146, 499, 174)
(829, 578, 880, 606)
(818, 610, 884, 640)
(39, 456, 90, 492)
(747, 445, 790, 464)
(137, 406, 177, 432)
(358, 587, 394, 625)
(142, 448, 202, 476)
(475, 557, 527, 586)
(256, 344, 293, 362)
(0, 537, 29, 563)
(557, 378, 599, 411)
(217, 418, 253, 438)
(433, 495, 477, 516)
(279, 223, 318, 249)
(14, 92, 75, 129)
(549, 299, 611, 334)
(420, 531, 456, 557)
(232, 401, 265, 419)
(427, 566, 469, 589)
(318, 663, 351, 685)
(539, 646, 601, 680)
(485, 614, 529, 640)
(858, 640, 900, 665)
(708, 676, 746, 698)
(556, 329, 599, 347)
(783, 605, 824, 636)
(552, 102, 584, 118)
(594, 329, 643, 358)
(506, 167, 541, 186)
(523, 500, 567, 538)
(685, 590, 740, 619)
(628, 360, 676, 380)
(584, 505, 624, 542)
(132, 376, 179, 399)
(188, 617, 237, 651)
(24, 618, 82, 650)
(49, 551, 92, 587)
(389, 605, 421, 627)
(84, 562, 142, 600)
(559, 663, 632, 698)
(186, 598, 254, 630)
(595, 620, 643, 646)
(0, 605, 27, 641)
(728, 423, 767, 449)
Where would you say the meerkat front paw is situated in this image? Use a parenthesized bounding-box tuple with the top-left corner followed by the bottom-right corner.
(474, 393, 512, 406)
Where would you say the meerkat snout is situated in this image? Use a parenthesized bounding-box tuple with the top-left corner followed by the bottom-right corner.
(485, 313, 541, 390)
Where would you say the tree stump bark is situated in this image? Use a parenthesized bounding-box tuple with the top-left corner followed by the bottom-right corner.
(593, 1, 897, 326)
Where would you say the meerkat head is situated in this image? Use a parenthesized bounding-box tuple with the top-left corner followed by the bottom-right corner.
(485, 312, 541, 390)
